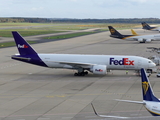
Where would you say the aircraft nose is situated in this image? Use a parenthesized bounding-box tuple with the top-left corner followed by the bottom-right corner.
(150, 62, 156, 68)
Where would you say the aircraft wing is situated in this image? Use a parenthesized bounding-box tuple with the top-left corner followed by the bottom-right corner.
(91, 103, 155, 119)
(115, 99, 145, 105)
(91, 103, 129, 119)
(52, 61, 96, 67)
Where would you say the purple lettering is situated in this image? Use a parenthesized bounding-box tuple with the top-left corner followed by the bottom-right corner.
(109, 58, 134, 66)
(110, 58, 114, 65)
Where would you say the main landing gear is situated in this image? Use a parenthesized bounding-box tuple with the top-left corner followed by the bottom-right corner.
(147, 69, 152, 74)
(74, 71, 88, 76)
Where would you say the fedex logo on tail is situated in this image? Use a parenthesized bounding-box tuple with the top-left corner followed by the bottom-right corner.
(18, 44, 28, 48)
(110, 58, 134, 65)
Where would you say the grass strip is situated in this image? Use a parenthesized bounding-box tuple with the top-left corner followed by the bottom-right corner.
(0, 31, 67, 37)
(0, 41, 36, 48)
(45, 31, 96, 39)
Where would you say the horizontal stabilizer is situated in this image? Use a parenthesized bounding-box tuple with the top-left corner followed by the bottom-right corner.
(12, 56, 31, 61)
(115, 99, 145, 105)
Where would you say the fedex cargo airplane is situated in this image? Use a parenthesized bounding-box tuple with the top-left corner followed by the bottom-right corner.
(92, 68, 160, 118)
(11, 32, 155, 76)
(108, 26, 160, 43)
(141, 22, 160, 32)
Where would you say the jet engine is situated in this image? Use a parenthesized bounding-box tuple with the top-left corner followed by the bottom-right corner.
(91, 65, 107, 75)
(138, 38, 145, 43)
(145, 39, 151, 42)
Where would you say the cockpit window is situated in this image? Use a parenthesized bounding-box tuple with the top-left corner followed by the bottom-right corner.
(148, 61, 151, 63)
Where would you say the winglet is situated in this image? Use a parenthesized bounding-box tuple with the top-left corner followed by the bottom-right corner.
(131, 29, 138, 36)
(141, 68, 160, 102)
(12, 31, 37, 55)
(91, 103, 99, 116)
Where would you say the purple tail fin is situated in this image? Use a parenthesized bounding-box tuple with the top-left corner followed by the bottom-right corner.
(12, 31, 37, 55)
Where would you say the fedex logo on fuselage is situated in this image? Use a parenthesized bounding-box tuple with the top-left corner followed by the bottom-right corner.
(110, 58, 134, 65)
(95, 69, 103, 72)
(18, 44, 28, 48)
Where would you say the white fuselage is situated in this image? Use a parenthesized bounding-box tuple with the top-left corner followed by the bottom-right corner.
(145, 101, 160, 115)
(126, 34, 160, 41)
(151, 28, 160, 32)
(38, 54, 155, 70)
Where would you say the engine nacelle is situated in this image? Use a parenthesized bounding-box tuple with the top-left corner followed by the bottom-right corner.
(91, 65, 107, 75)
(146, 39, 151, 42)
(138, 38, 145, 43)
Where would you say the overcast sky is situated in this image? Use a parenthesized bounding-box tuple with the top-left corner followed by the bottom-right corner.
(0, 0, 160, 19)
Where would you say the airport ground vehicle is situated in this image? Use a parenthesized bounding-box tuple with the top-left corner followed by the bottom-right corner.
(157, 72, 160, 77)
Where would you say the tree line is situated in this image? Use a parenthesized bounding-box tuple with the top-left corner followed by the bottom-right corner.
(0, 18, 51, 23)
(1, 17, 160, 23)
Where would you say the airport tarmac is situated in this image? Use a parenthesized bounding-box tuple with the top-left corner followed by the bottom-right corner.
(1, 29, 160, 120)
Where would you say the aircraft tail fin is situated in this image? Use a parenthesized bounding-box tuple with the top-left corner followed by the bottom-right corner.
(108, 26, 122, 36)
(131, 29, 138, 35)
(141, 68, 160, 102)
(12, 31, 37, 55)
(141, 22, 151, 30)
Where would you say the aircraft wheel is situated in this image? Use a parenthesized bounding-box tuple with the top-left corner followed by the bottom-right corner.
(80, 72, 85, 76)
(147, 69, 152, 74)
(84, 71, 88, 75)
(74, 72, 86, 76)
(74, 73, 78, 76)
